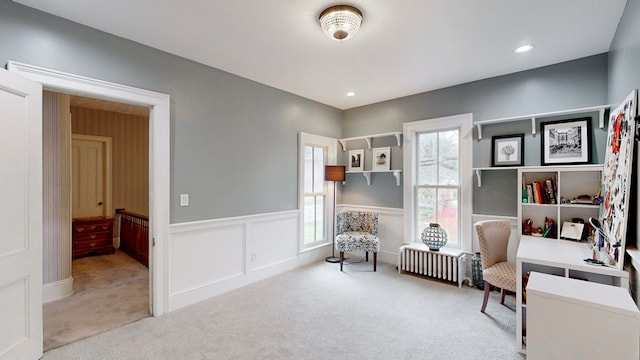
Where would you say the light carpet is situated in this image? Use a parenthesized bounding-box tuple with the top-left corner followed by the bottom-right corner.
(43, 250, 150, 351)
(43, 258, 524, 360)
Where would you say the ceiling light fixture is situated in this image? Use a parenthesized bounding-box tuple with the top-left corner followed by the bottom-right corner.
(319, 5, 363, 41)
(514, 44, 534, 54)
(346, 92, 355, 97)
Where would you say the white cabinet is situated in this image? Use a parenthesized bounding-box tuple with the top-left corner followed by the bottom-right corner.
(526, 272, 639, 359)
(517, 165, 602, 239)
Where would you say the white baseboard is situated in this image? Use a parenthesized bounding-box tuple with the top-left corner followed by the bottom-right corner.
(43, 276, 74, 303)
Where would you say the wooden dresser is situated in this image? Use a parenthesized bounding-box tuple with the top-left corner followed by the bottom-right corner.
(72, 216, 115, 258)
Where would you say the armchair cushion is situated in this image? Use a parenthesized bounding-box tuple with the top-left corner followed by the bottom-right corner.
(335, 231, 380, 252)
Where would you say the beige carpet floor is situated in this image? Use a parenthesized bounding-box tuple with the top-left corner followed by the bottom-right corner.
(43, 250, 150, 351)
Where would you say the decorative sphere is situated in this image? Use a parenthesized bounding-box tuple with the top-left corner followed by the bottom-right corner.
(421, 223, 448, 251)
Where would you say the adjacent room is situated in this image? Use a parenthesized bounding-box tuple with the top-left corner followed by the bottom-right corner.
(1, 0, 640, 359)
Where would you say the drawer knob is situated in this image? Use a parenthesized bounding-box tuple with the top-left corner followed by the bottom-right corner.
(89, 235, 96, 239)
(77, 227, 85, 232)
(90, 242, 96, 247)
(101, 226, 109, 230)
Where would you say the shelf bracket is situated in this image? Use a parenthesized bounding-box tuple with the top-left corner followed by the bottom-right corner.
(362, 171, 371, 185)
(476, 123, 483, 140)
(475, 169, 482, 187)
(531, 117, 536, 135)
(338, 139, 347, 151)
(392, 170, 402, 186)
(364, 137, 372, 149)
(394, 133, 402, 147)
(599, 108, 606, 129)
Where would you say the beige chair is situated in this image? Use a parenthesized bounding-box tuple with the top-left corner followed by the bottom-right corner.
(474, 220, 516, 313)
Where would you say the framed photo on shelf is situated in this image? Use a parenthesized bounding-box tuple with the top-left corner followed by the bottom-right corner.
(540, 117, 592, 166)
(348, 149, 364, 172)
(372, 147, 391, 171)
(491, 134, 524, 167)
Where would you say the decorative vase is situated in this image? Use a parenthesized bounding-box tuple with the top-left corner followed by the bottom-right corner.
(421, 223, 448, 251)
(471, 252, 484, 290)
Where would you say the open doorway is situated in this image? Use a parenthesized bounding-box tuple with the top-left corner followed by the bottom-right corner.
(42, 93, 151, 350)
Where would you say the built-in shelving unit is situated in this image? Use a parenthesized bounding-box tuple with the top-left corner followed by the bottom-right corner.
(474, 105, 609, 139)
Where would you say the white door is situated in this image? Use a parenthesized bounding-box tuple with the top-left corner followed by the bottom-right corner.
(71, 135, 112, 218)
(0, 69, 43, 358)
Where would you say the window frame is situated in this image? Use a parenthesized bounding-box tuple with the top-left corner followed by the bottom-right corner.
(298, 132, 338, 252)
(403, 114, 473, 252)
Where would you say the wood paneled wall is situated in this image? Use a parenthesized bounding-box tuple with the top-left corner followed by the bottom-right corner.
(71, 106, 150, 216)
(43, 91, 71, 284)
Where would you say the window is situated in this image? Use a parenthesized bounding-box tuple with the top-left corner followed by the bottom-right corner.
(403, 114, 472, 251)
(298, 133, 337, 250)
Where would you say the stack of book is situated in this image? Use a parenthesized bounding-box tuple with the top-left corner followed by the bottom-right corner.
(523, 177, 557, 204)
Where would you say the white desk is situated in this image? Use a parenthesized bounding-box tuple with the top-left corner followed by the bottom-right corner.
(516, 236, 630, 353)
(527, 272, 639, 359)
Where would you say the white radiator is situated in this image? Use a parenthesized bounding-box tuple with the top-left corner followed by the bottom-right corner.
(398, 243, 463, 287)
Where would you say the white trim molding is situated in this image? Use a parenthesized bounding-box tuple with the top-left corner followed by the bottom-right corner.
(43, 277, 74, 303)
(7, 61, 171, 316)
(403, 113, 474, 253)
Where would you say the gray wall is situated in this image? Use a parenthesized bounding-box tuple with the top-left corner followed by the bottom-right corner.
(342, 55, 610, 213)
(0, 0, 342, 223)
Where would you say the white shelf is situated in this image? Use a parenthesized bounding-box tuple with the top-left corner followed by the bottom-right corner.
(345, 170, 402, 186)
(474, 105, 610, 139)
(338, 131, 402, 151)
(473, 167, 522, 187)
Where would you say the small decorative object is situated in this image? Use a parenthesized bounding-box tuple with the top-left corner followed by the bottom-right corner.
(491, 134, 524, 167)
(421, 223, 448, 251)
(348, 149, 364, 172)
(471, 252, 484, 290)
(541, 117, 592, 165)
(372, 147, 391, 171)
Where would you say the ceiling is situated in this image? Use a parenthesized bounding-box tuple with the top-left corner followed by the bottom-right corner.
(16, 0, 628, 110)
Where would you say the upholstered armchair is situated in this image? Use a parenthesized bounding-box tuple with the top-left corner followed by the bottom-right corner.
(474, 220, 516, 313)
(334, 211, 380, 271)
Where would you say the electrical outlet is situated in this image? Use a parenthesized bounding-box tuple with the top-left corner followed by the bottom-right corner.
(180, 194, 189, 207)
(251, 252, 257, 262)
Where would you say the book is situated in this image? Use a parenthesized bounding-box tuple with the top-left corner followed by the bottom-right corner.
(544, 179, 556, 204)
(526, 184, 534, 204)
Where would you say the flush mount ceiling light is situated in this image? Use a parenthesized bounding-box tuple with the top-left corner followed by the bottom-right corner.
(319, 5, 363, 41)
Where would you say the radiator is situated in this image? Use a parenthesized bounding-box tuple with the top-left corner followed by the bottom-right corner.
(398, 243, 463, 287)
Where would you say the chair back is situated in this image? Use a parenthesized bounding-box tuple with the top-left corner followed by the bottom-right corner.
(475, 220, 511, 270)
(336, 211, 378, 236)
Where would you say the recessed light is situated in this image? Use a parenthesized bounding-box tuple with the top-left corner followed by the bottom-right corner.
(346, 92, 355, 97)
(514, 45, 534, 54)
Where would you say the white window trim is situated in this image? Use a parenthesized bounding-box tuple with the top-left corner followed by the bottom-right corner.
(298, 132, 338, 252)
(403, 113, 473, 252)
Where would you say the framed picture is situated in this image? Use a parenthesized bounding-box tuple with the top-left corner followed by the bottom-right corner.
(372, 147, 391, 171)
(491, 134, 524, 167)
(541, 117, 592, 166)
(348, 149, 364, 172)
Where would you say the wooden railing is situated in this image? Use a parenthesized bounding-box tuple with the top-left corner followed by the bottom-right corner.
(116, 209, 149, 267)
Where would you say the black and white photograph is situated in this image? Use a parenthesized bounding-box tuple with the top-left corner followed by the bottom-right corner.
(372, 147, 391, 171)
(541, 118, 592, 165)
(491, 134, 524, 167)
(348, 149, 364, 172)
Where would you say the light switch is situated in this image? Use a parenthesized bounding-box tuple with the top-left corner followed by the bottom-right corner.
(180, 194, 189, 207)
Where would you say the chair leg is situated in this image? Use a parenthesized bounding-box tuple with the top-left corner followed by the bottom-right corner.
(481, 280, 491, 313)
(500, 288, 506, 304)
(339, 252, 344, 271)
(373, 252, 377, 272)
(365, 252, 369, 262)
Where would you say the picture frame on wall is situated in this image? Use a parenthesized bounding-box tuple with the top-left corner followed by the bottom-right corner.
(540, 117, 592, 166)
(491, 134, 524, 167)
(348, 149, 364, 172)
(372, 147, 391, 171)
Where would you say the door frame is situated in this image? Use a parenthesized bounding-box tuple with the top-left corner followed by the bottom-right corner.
(8, 61, 171, 316)
(71, 134, 113, 218)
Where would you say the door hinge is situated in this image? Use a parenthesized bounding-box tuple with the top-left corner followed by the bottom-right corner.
(152, 237, 156, 247)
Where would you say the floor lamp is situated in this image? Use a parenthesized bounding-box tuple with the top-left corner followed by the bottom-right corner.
(325, 165, 345, 263)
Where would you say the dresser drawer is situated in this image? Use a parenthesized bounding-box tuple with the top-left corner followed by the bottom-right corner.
(73, 223, 112, 234)
(73, 237, 111, 251)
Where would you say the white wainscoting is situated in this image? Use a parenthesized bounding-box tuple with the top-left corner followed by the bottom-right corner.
(167, 210, 324, 312)
(338, 204, 404, 265)
(471, 214, 519, 262)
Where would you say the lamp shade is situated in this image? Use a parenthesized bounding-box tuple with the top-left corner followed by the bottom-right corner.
(325, 165, 346, 182)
